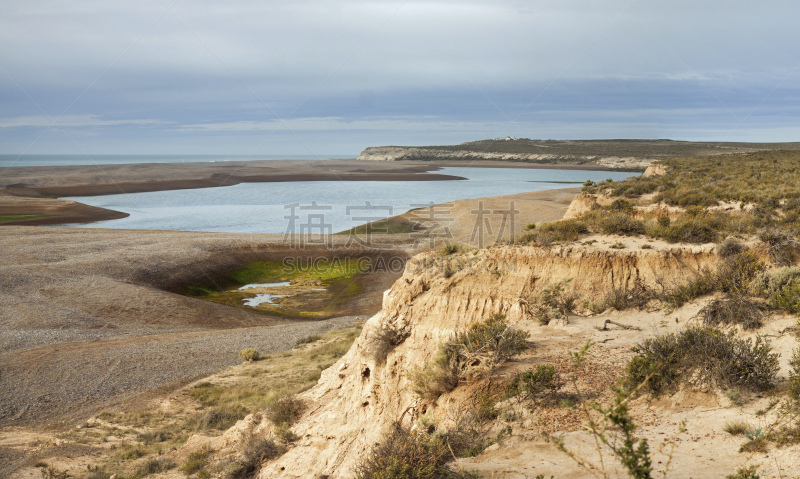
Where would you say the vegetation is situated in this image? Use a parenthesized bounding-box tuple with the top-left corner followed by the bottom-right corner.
(529, 279, 576, 324)
(339, 218, 416, 236)
(239, 348, 260, 362)
(64, 326, 360, 478)
(223, 435, 285, 479)
(504, 365, 561, 404)
(584, 150, 800, 207)
(411, 314, 529, 400)
(180, 447, 212, 476)
(180, 257, 371, 318)
(265, 395, 305, 428)
(354, 423, 478, 479)
(750, 267, 800, 315)
(189, 327, 359, 414)
(135, 456, 176, 476)
(625, 326, 779, 396)
(554, 342, 685, 479)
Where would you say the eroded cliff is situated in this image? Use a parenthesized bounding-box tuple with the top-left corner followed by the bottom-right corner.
(243, 243, 716, 477)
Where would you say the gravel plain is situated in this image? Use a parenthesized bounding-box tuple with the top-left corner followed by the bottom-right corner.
(0, 226, 407, 426)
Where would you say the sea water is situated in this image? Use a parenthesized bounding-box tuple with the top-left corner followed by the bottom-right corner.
(64, 167, 633, 233)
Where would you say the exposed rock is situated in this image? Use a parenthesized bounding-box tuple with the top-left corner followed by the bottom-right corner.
(256, 243, 715, 478)
(643, 163, 668, 177)
(356, 146, 652, 169)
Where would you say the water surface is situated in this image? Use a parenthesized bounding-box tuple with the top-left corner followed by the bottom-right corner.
(65, 167, 633, 233)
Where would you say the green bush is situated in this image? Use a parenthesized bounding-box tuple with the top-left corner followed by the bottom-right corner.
(411, 315, 528, 399)
(239, 348, 260, 362)
(626, 326, 779, 396)
(600, 280, 654, 311)
(265, 395, 305, 427)
(717, 238, 747, 258)
(698, 295, 766, 330)
(715, 252, 765, 294)
(750, 267, 800, 314)
(439, 244, 460, 256)
(195, 407, 246, 430)
(665, 268, 717, 308)
(759, 227, 797, 266)
(597, 212, 645, 236)
(135, 456, 176, 476)
(522, 219, 588, 245)
(531, 279, 575, 324)
(354, 424, 477, 479)
(666, 252, 763, 308)
(409, 346, 460, 400)
(224, 436, 285, 479)
(181, 447, 212, 476)
(505, 365, 561, 402)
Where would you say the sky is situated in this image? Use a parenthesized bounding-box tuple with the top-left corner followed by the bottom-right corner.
(1, 0, 799, 156)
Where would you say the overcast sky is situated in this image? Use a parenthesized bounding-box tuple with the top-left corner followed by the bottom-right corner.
(1, 0, 799, 156)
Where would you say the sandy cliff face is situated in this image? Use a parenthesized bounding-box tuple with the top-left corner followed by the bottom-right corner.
(357, 146, 652, 169)
(254, 243, 715, 478)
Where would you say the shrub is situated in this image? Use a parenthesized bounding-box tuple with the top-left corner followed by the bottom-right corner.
(650, 215, 720, 244)
(225, 436, 285, 479)
(597, 212, 645, 236)
(354, 424, 476, 479)
(239, 348, 260, 362)
(626, 326, 779, 396)
(181, 447, 212, 476)
(698, 295, 766, 330)
(439, 244, 459, 256)
(665, 268, 717, 308)
(727, 465, 761, 479)
(723, 420, 751, 436)
(759, 227, 797, 266)
(715, 252, 765, 294)
(666, 252, 763, 308)
(441, 314, 529, 381)
(135, 456, 176, 476)
(411, 314, 528, 399)
(265, 395, 304, 428)
(531, 279, 575, 324)
(409, 346, 460, 400)
(601, 280, 654, 311)
(608, 198, 635, 212)
(523, 219, 588, 245)
(751, 267, 800, 315)
(505, 365, 561, 403)
(717, 238, 747, 258)
(445, 409, 496, 458)
(196, 407, 246, 430)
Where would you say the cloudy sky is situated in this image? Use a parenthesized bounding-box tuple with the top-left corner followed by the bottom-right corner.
(1, 0, 799, 156)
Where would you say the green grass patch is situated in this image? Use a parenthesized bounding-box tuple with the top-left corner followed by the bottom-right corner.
(337, 218, 416, 235)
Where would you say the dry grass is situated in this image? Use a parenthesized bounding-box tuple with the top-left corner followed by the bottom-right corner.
(56, 325, 361, 478)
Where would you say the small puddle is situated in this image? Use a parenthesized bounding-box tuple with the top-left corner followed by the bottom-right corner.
(242, 294, 288, 306)
(237, 281, 327, 308)
(238, 281, 291, 290)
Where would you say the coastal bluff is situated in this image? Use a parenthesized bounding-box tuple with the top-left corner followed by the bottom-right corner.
(356, 145, 652, 169)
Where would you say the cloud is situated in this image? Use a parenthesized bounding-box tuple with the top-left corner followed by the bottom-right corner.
(0, 115, 172, 128)
(1, 1, 799, 152)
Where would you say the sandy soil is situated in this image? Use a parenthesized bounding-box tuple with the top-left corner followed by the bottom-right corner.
(0, 226, 412, 427)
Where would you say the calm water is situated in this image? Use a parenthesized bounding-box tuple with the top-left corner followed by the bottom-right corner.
(0, 154, 351, 168)
(65, 167, 633, 233)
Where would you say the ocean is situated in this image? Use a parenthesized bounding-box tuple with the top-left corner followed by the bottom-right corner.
(0, 154, 351, 168)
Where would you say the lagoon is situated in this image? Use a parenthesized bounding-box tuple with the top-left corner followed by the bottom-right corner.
(64, 167, 632, 233)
